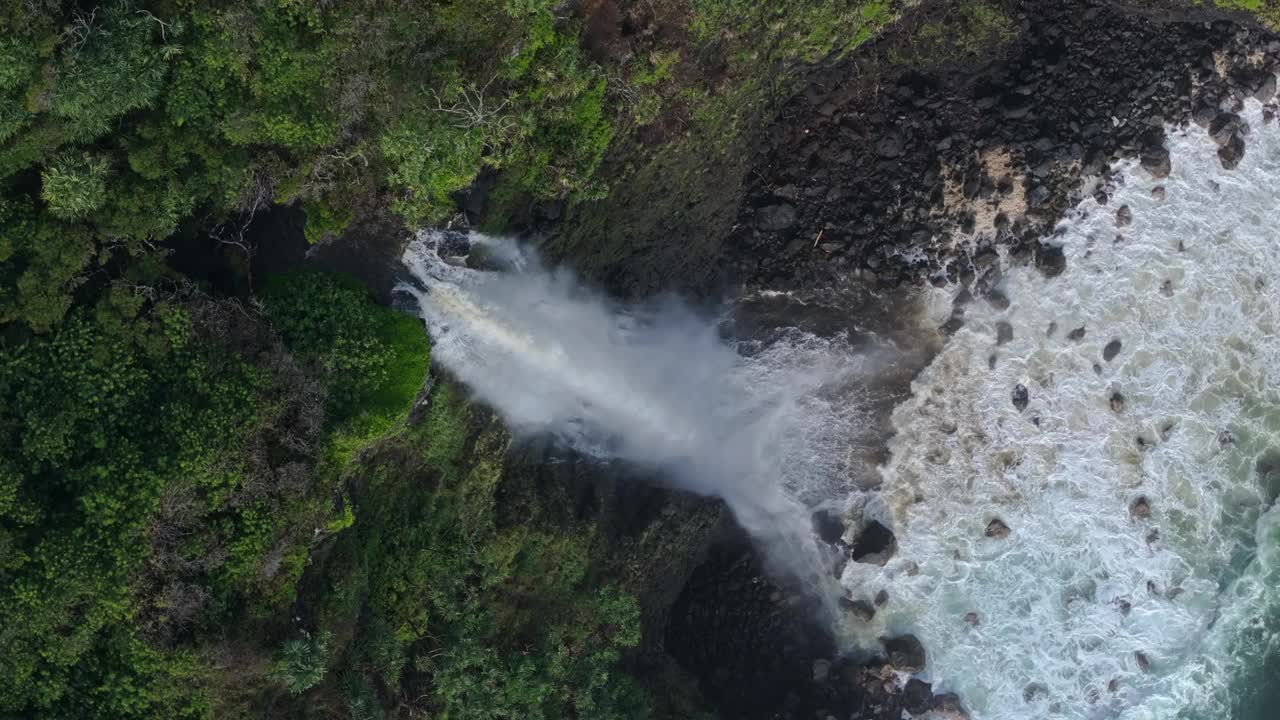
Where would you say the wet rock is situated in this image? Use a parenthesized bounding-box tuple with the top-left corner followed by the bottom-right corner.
(1129, 495, 1152, 519)
(1046, 321, 1058, 338)
(903, 678, 934, 715)
(985, 518, 1012, 539)
(841, 597, 876, 622)
(1103, 339, 1123, 362)
(964, 612, 980, 626)
(1135, 651, 1151, 672)
(1146, 528, 1161, 544)
(756, 204, 797, 231)
(1141, 147, 1172, 179)
(1115, 205, 1133, 227)
(1218, 133, 1246, 170)
(1068, 326, 1087, 341)
(932, 693, 970, 720)
(1116, 598, 1132, 615)
(1255, 74, 1278, 103)
(1151, 186, 1167, 201)
(882, 634, 927, 673)
(1012, 383, 1030, 412)
(988, 288, 1011, 311)
(1036, 244, 1067, 278)
(1110, 392, 1125, 413)
(811, 510, 845, 545)
(874, 589, 890, 607)
(1209, 112, 1242, 146)
(996, 321, 1014, 346)
(851, 520, 897, 565)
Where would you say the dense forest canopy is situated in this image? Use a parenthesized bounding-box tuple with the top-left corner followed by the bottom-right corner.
(0, 1, 910, 716)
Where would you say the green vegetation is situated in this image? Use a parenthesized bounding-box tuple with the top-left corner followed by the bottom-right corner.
(1, 0, 921, 717)
(1212, 0, 1280, 28)
(0, 0, 619, 332)
(302, 381, 649, 719)
(892, 1, 1018, 67)
(275, 631, 334, 695)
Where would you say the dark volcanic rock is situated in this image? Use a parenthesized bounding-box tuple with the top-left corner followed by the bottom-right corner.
(1012, 383, 1029, 412)
(1219, 132, 1246, 169)
(882, 634, 927, 673)
(852, 520, 898, 565)
(1130, 495, 1152, 519)
(1036, 244, 1068, 278)
(1141, 146, 1172, 179)
(756, 203, 797, 231)
(877, 132, 905, 158)
(1103, 338, 1123, 362)
(985, 518, 1012, 539)
(996, 321, 1014, 345)
(1209, 112, 1243, 146)
(903, 678, 934, 714)
(1110, 392, 1126, 412)
(811, 509, 845, 544)
(730, 0, 1280, 293)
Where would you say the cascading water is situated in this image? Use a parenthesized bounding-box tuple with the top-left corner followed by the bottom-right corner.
(848, 97, 1280, 719)
(396, 235, 890, 612)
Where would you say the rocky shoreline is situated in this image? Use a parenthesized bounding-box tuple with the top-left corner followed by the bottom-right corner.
(737, 0, 1280, 298)
(560, 2, 1280, 719)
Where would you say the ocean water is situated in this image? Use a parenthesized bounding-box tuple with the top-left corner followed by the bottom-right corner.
(846, 98, 1280, 719)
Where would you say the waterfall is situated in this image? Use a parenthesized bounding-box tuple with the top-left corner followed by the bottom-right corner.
(396, 234, 888, 613)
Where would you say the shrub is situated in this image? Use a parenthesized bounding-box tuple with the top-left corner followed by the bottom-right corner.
(41, 152, 110, 220)
(274, 630, 333, 695)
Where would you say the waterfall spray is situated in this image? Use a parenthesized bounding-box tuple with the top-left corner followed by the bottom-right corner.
(397, 232, 878, 618)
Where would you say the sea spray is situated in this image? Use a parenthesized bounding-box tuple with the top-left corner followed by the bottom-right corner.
(397, 234, 883, 615)
(852, 97, 1280, 718)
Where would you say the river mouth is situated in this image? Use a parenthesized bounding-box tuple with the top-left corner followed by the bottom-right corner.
(841, 93, 1280, 719)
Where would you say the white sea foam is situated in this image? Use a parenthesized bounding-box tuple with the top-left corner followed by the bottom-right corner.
(850, 99, 1280, 719)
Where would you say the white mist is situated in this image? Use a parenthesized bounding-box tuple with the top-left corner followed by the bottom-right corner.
(398, 235, 881, 609)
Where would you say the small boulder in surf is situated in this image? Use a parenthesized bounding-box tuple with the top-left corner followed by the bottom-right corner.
(1012, 383, 1029, 412)
(882, 634, 927, 673)
(985, 518, 1012, 539)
